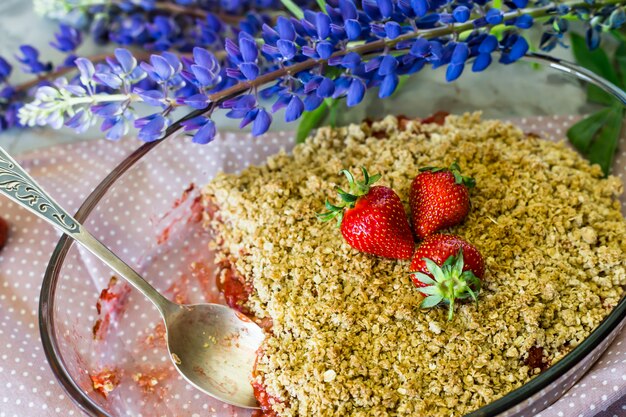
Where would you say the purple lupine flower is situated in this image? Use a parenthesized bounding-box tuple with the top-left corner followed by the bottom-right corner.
(285, 96, 305, 122)
(485, 9, 503, 25)
(453, 6, 471, 23)
(317, 77, 335, 98)
(135, 114, 169, 142)
(50, 24, 82, 53)
(15, 45, 52, 74)
(500, 35, 529, 64)
(472, 53, 492, 72)
(0, 57, 12, 83)
(384, 22, 402, 39)
(378, 55, 398, 76)
(346, 78, 366, 107)
(182, 116, 216, 144)
(141, 54, 176, 82)
(515, 14, 534, 29)
(411, 0, 429, 17)
(252, 108, 272, 135)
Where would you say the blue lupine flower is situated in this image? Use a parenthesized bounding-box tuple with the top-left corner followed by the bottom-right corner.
(453, 6, 470, 23)
(446, 63, 464, 81)
(135, 114, 169, 142)
(186, 47, 221, 88)
(141, 54, 175, 82)
(182, 116, 216, 144)
(512, 0, 529, 8)
(379, 55, 398, 76)
(134, 88, 167, 107)
(64, 109, 92, 133)
(515, 14, 534, 29)
(15, 45, 52, 74)
(377, 0, 394, 18)
(304, 92, 324, 111)
(586, 26, 601, 50)
(384, 22, 402, 39)
(478, 35, 498, 53)
(450, 43, 469, 65)
(178, 93, 210, 109)
(317, 77, 336, 98)
(485, 9, 503, 25)
(276, 16, 296, 41)
(50, 24, 82, 52)
(114, 49, 138, 75)
(239, 36, 259, 62)
(346, 78, 366, 107)
(345, 19, 362, 40)
(14, 0, 626, 143)
(316, 13, 331, 39)
(379, 74, 398, 98)
(411, 0, 429, 17)
(0, 57, 12, 83)
(501, 35, 529, 63)
(285, 96, 305, 122)
(316, 41, 335, 59)
(472, 53, 492, 72)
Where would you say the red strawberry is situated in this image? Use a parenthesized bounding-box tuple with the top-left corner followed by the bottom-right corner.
(0, 217, 8, 253)
(319, 168, 414, 260)
(410, 234, 484, 320)
(409, 161, 475, 239)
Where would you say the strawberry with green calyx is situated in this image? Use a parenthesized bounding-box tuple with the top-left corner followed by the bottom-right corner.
(410, 234, 484, 320)
(409, 161, 476, 239)
(318, 167, 414, 260)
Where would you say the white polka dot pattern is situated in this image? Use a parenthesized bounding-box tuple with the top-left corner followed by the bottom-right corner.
(0, 116, 624, 417)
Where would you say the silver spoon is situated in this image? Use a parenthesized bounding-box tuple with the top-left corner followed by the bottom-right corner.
(0, 147, 264, 409)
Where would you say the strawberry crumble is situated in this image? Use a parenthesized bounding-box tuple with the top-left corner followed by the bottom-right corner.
(202, 113, 626, 416)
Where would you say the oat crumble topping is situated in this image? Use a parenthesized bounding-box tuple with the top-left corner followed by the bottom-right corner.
(202, 113, 626, 416)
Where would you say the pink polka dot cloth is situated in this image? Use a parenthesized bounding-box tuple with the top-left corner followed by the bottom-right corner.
(0, 115, 625, 417)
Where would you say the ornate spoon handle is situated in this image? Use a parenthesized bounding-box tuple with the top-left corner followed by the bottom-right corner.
(0, 146, 174, 315)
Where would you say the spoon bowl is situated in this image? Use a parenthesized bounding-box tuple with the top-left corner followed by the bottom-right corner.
(165, 303, 264, 408)
(0, 147, 264, 408)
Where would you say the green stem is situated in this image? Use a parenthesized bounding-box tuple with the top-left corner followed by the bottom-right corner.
(280, 0, 305, 19)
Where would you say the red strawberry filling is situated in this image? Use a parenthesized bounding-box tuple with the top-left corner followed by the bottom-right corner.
(0, 217, 8, 253)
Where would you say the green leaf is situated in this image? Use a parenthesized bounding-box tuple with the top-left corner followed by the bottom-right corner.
(570, 32, 620, 85)
(614, 39, 626, 88)
(585, 105, 623, 176)
(587, 85, 617, 106)
(296, 101, 329, 143)
(316, 0, 327, 12)
(571, 32, 621, 105)
(567, 107, 614, 153)
(280, 0, 305, 19)
(325, 98, 340, 127)
(421, 295, 443, 309)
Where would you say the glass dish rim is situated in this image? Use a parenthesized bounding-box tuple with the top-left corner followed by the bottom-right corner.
(38, 52, 626, 417)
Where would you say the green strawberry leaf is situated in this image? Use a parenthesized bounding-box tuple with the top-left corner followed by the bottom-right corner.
(420, 295, 443, 309)
(412, 272, 436, 285)
(419, 286, 441, 296)
(424, 258, 446, 283)
(567, 107, 614, 153)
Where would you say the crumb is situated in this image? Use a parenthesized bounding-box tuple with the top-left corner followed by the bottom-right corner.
(202, 113, 626, 416)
